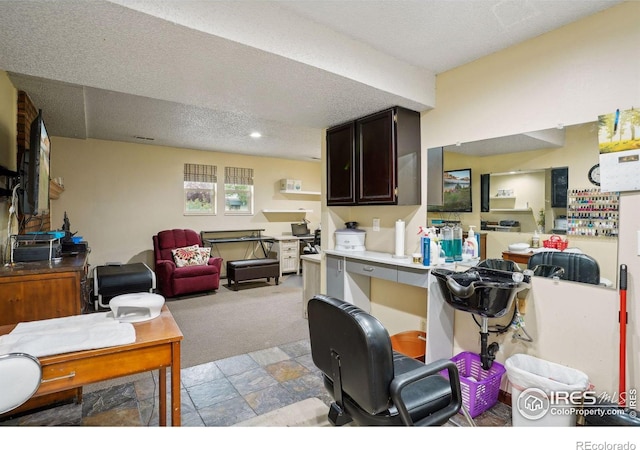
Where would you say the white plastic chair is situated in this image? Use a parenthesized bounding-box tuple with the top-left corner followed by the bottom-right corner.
(0, 353, 42, 414)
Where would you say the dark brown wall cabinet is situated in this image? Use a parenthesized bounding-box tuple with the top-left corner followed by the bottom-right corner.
(326, 106, 421, 206)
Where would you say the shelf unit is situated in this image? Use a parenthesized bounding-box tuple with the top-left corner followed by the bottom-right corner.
(49, 179, 65, 200)
(566, 188, 619, 237)
(262, 209, 313, 213)
(280, 189, 320, 196)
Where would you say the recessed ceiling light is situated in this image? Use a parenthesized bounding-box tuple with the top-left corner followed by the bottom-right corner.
(250, 132, 262, 138)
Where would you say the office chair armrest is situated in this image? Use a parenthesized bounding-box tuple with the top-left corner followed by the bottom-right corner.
(389, 358, 462, 426)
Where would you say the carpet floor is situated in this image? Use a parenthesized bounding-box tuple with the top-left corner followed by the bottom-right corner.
(166, 275, 310, 368)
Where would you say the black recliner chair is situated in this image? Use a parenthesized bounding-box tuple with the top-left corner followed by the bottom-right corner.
(527, 251, 600, 285)
(307, 294, 462, 426)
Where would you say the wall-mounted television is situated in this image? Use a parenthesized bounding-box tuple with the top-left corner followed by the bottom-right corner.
(427, 168, 472, 213)
(19, 109, 50, 216)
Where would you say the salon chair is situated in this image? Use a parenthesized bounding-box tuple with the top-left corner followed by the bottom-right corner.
(307, 295, 462, 426)
(530, 264, 565, 278)
(0, 353, 42, 414)
(527, 251, 600, 285)
(477, 258, 522, 272)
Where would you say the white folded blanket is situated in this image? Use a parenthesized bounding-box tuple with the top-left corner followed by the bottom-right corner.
(0, 313, 136, 357)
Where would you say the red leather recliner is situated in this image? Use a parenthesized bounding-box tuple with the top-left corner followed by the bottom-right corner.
(153, 229, 223, 297)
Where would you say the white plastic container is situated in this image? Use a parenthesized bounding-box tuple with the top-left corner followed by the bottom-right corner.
(335, 228, 366, 251)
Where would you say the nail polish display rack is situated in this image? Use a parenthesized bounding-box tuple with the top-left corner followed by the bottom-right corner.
(566, 188, 619, 237)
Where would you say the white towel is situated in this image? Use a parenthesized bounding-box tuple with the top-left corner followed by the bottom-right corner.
(0, 313, 136, 357)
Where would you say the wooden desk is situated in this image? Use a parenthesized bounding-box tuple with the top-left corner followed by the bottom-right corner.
(502, 251, 534, 265)
(0, 305, 183, 426)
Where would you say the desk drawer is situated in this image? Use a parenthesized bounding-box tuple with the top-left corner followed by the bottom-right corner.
(278, 241, 298, 251)
(397, 267, 430, 288)
(37, 344, 174, 395)
(346, 260, 397, 282)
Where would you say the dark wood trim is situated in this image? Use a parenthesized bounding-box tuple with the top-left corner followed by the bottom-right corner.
(498, 389, 512, 407)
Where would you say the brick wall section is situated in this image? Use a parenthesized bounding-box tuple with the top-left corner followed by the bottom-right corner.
(17, 90, 51, 233)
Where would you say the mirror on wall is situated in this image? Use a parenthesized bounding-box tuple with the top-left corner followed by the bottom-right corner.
(432, 122, 618, 289)
(480, 167, 568, 234)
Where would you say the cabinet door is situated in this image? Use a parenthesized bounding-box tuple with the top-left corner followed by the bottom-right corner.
(480, 173, 490, 212)
(326, 122, 356, 205)
(0, 272, 82, 326)
(356, 108, 396, 204)
(551, 167, 568, 208)
(325, 255, 345, 300)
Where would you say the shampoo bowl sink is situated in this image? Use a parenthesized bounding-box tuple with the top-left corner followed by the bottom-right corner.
(431, 267, 530, 318)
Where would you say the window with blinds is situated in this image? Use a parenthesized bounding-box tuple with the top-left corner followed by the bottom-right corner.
(224, 167, 254, 215)
(184, 163, 217, 215)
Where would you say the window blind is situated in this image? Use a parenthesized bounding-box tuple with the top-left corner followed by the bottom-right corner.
(184, 164, 217, 182)
(224, 167, 253, 185)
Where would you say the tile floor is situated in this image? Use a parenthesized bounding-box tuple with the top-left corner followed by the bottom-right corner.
(0, 337, 512, 427)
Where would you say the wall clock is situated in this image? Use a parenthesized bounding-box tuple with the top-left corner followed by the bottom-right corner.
(588, 164, 600, 186)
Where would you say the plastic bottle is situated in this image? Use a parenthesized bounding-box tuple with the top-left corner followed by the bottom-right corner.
(421, 236, 431, 266)
(452, 223, 463, 262)
(429, 227, 439, 265)
(442, 224, 453, 262)
(464, 225, 479, 259)
(531, 230, 540, 248)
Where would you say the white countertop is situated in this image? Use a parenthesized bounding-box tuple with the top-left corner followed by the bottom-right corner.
(300, 253, 321, 263)
(324, 249, 463, 271)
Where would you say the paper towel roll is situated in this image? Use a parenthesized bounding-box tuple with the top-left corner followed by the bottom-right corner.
(395, 219, 405, 257)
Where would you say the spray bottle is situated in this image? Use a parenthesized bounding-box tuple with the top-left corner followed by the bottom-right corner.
(429, 227, 440, 265)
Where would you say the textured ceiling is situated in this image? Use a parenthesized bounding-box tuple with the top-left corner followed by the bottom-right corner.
(0, 0, 624, 160)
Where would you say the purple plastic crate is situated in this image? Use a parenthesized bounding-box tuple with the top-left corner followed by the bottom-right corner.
(440, 351, 506, 418)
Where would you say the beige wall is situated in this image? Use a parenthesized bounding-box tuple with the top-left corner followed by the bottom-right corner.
(424, 2, 639, 147)
(0, 72, 17, 263)
(50, 137, 321, 270)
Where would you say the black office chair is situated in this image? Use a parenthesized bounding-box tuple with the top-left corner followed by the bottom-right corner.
(307, 295, 462, 426)
(527, 251, 600, 285)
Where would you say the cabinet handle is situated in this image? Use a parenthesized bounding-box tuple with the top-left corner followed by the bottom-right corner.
(363, 266, 375, 272)
(338, 260, 343, 273)
(42, 371, 76, 383)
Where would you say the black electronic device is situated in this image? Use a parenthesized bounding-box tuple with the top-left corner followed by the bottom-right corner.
(61, 241, 88, 254)
(13, 242, 62, 262)
(19, 110, 50, 216)
(291, 223, 310, 237)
